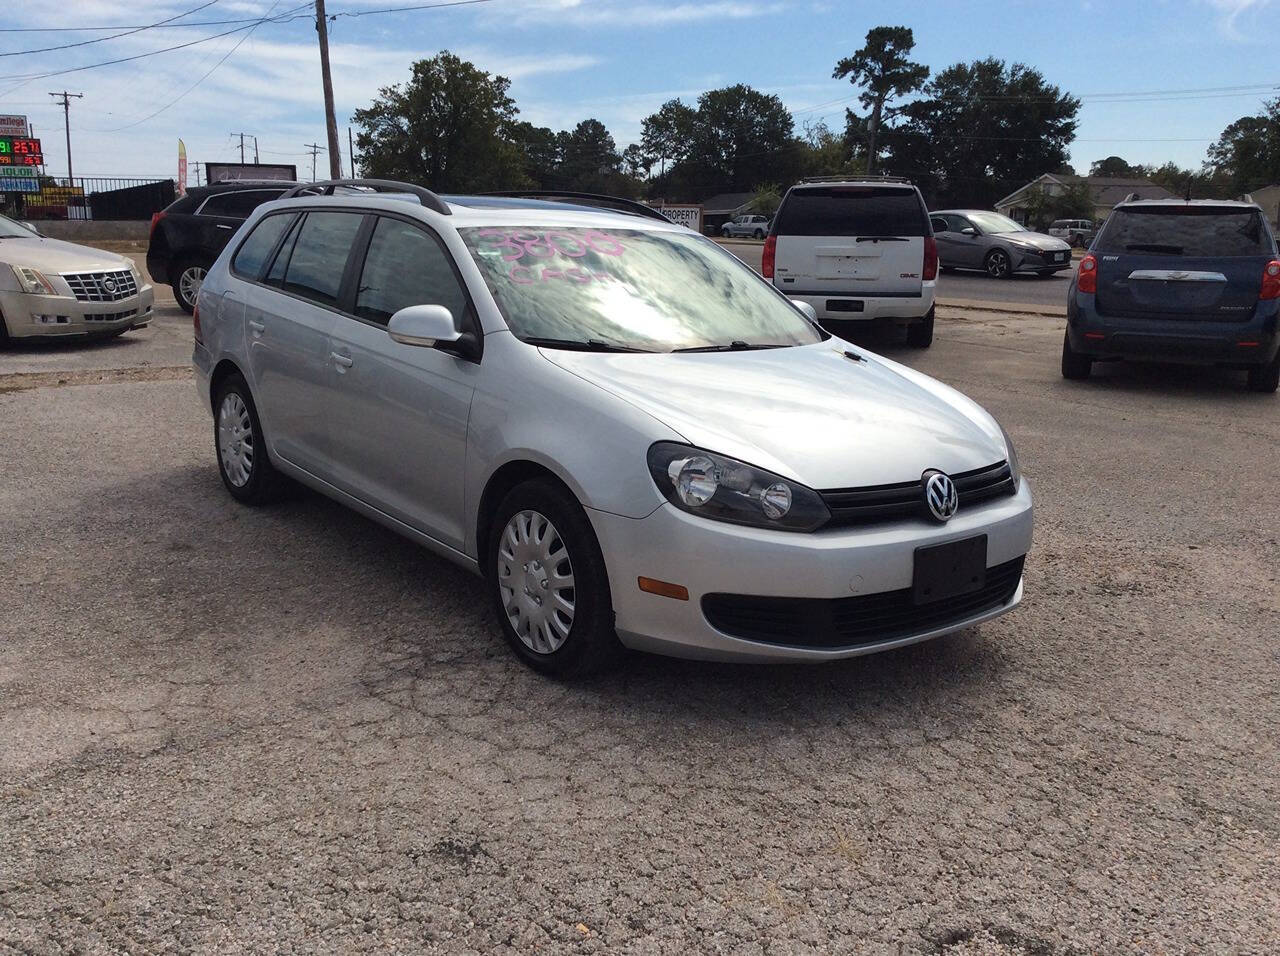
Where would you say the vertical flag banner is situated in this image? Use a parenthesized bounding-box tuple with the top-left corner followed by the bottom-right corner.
(178, 139, 188, 195)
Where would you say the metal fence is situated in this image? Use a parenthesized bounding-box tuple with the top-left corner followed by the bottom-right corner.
(4, 176, 177, 222)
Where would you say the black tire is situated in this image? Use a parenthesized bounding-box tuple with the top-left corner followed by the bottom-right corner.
(173, 258, 209, 315)
(1061, 331, 1093, 380)
(940, 265, 957, 274)
(212, 372, 290, 504)
(1246, 351, 1280, 393)
(487, 478, 621, 677)
(905, 307, 935, 348)
(753, 229, 765, 239)
(984, 248, 1012, 279)
(0, 310, 9, 349)
(1072, 234, 1086, 249)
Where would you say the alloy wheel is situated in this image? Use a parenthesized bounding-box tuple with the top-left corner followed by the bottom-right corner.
(180, 266, 206, 307)
(497, 510, 576, 654)
(217, 392, 255, 487)
(986, 251, 1009, 278)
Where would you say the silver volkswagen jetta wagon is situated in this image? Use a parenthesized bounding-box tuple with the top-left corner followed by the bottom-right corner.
(193, 180, 1033, 676)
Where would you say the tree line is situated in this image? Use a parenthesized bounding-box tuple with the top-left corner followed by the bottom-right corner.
(351, 31, 1279, 215)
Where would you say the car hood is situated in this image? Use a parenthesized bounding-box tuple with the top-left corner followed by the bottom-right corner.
(1003, 231, 1071, 252)
(540, 340, 1009, 489)
(0, 236, 131, 272)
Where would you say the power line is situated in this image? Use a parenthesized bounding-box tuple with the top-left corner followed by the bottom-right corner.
(0, 1, 220, 57)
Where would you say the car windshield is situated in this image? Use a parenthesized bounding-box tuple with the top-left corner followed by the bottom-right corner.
(1094, 207, 1271, 257)
(460, 226, 824, 352)
(0, 215, 36, 238)
(967, 212, 1023, 234)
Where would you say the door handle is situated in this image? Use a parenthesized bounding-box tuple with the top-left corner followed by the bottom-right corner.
(331, 351, 354, 369)
(215, 223, 234, 230)
(248, 320, 265, 337)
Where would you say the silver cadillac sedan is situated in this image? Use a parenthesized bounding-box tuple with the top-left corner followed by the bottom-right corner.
(193, 180, 1033, 676)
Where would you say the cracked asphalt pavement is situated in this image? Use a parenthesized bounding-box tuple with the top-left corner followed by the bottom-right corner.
(1, 303, 1277, 954)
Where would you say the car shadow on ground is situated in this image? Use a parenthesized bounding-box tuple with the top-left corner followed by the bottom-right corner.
(1, 333, 140, 355)
(1064, 359, 1271, 397)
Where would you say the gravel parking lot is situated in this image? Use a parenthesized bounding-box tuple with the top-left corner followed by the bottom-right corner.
(1, 299, 1277, 953)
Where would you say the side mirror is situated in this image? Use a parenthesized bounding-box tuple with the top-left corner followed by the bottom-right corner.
(960, 227, 977, 237)
(387, 304, 462, 349)
(790, 299, 818, 322)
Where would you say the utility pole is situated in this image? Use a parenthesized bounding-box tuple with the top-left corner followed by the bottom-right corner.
(315, 0, 343, 179)
(233, 132, 254, 164)
(48, 91, 83, 183)
(348, 126, 356, 178)
(253, 136, 260, 164)
(305, 142, 325, 182)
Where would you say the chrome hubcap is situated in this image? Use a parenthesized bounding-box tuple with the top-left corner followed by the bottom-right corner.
(180, 266, 206, 305)
(497, 510, 575, 654)
(217, 392, 254, 487)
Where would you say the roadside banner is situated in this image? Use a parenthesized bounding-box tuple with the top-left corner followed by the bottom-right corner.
(0, 114, 28, 137)
(178, 139, 187, 195)
(650, 204, 702, 232)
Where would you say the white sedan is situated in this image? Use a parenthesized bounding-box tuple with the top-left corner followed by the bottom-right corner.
(0, 215, 154, 344)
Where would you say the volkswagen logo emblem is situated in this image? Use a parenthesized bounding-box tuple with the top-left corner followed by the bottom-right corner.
(101, 277, 117, 294)
(922, 470, 958, 522)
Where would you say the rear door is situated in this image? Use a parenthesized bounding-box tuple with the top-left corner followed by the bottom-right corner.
(1092, 206, 1273, 321)
(197, 188, 288, 258)
(244, 209, 365, 474)
(771, 185, 929, 297)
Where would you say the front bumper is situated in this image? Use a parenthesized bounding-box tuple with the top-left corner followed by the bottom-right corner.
(0, 285, 155, 339)
(1068, 294, 1280, 366)
(783, 283, 936, 325)
(588, 479, 1033, 662)
(1011, 248, 1072, 273)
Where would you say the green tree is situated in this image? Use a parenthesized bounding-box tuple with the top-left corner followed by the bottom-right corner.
(747, 183, 782, 218)
(621, 144, 651, 179)
(641, 99, 697, 176)
(558, 118, 623, 193)
(885, 58, 1080, 207)
(352, 51, 525, 191)
(1206, 100, 1280, 191)
(508, 121, 561, 188)
(832, 26, 929, 174)
(1089, 155, 1139, 177)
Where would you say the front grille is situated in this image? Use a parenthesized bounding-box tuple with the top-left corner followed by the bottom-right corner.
(702, 556, 1025, 650)
(62, 269, 138, 303)
(820, 461, 1015, 528)
(84, 309, 137, 322)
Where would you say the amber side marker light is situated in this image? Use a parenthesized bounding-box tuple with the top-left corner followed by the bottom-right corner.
(638, 577, 690, 601)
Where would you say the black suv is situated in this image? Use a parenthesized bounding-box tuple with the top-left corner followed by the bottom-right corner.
(147, 181, 298, 313)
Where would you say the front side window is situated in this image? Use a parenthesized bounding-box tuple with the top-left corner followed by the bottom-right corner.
(355, 217, 470, 326)
(280, 212, 363, 306)
(231, 213, 295, 279)
(200, 189, 285, 218)
(461, 226, 824, 352)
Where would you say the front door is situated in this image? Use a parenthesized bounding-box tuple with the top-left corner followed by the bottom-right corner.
(324, 215, 479, 550)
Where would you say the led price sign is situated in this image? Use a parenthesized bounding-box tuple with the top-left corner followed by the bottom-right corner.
(0, 137, 43, 166)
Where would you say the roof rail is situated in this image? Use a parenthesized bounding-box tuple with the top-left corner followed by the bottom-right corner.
(481, 190, 674, 223)
(1121, 191, 1141, 203)
(281, 178, 450, 215)
(798, 174, 913, 184)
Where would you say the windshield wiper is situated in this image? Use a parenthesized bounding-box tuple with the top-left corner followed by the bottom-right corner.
(671, 341, 787, 353)
(522, 336, 652, 353)
(854, 235, 909, 242)
(1126, 243, 1183, 255)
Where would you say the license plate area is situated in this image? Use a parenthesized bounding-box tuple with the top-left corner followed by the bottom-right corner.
(826, 299, 865, 313)
(913, 535, 987, 605)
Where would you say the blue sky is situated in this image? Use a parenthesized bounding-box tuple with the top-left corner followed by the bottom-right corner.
(1, 0, 1276, 184)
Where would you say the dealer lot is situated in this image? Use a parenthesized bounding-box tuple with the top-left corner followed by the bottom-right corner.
(1, 295, 1277, 952)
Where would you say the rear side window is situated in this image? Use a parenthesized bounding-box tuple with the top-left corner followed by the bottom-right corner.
(199, 189, 286, 218)
(1095, 208, 1272, 257)
(354, 217, 470, 326)
(774, 187, 928, 237)
(279, 212, 364, 307)
(231, 213, 295, 280)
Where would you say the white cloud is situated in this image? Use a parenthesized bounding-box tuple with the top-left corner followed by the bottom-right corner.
(1204, 0, 1273, 39)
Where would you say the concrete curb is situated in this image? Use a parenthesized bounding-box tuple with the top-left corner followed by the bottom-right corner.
(937, 298, 1065, 318)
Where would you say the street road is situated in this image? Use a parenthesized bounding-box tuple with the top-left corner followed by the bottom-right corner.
(1, 304, 1277, 953)
(719, 239, 1072, 312)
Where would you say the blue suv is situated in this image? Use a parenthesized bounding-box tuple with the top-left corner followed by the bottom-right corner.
(1062, 199, 1280, 392)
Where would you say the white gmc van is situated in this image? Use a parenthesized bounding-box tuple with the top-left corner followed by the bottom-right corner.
(764, 178, 938, 347)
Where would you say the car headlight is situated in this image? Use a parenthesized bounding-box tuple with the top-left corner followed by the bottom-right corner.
(999, 424, 1021, 490)
(11, 265, 55, 295)
(647, 442, 830, 532)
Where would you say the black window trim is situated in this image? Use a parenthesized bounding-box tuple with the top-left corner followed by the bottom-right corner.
(229, 210, 300, 282)
(340, 209, 484, 362)
(194, 188, 288, 217)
